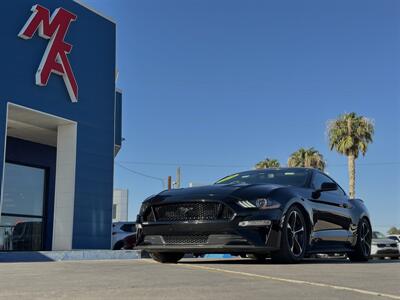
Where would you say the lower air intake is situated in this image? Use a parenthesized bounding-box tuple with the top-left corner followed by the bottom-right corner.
(162, 235, 209, 245)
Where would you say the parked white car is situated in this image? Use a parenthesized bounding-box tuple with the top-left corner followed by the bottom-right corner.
(387, 234, 400, 252)
(111, 222, 136, 250)
(371, 231, 399, 259)
(386, 234, 400, 243)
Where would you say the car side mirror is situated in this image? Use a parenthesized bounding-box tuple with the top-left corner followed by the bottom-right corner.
(312, 182, 338, 198)
(320, 182, 338, 192)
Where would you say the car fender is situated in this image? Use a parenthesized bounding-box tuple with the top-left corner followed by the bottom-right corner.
(278, 195, 314, 231)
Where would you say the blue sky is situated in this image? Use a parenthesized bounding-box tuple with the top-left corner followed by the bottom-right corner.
(84, 0, 399, 232)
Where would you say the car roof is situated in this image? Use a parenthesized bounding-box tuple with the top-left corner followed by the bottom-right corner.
(243, 167, 315, 172)
(231, 167, 316, 177)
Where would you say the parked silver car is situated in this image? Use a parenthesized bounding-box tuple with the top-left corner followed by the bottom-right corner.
(111, 222, 136, 250)
(371, 231, 399, 259)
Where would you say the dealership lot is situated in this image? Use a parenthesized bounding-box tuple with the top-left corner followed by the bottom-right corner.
(0, 258, 398, 300)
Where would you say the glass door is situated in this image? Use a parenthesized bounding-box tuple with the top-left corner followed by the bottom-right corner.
(0, 163, 46, 251)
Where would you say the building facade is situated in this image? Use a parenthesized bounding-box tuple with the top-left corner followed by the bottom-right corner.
(112, 189, 129, 222)
(0, 1, 121, 251)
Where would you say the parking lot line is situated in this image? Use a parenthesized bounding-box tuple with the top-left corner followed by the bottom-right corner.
(141, 260, 400, 299)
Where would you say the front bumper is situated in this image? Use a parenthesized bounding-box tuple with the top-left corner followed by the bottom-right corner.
(371, 245, 400, 257)
(135, 208, 283, 254)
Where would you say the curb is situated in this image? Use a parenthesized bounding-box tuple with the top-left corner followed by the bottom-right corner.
(0, 250, 141, 263)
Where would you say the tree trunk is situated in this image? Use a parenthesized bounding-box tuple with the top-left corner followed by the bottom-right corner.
(348, 154, 356, 198)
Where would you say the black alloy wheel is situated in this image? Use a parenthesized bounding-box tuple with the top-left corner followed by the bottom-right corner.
(271, 206, 308, 263)
(348, 218, 371, 262)
(359, 222, 372, 257)
(286, 210, 306, 257)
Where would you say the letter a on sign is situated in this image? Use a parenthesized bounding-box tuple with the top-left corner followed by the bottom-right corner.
(18, 5, 78, 102)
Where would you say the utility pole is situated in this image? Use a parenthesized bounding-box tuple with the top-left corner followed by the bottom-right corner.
(176, 167, 181, 189)
(167, 176, 172, 190)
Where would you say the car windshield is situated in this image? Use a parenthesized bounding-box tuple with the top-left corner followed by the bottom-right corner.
(372, 232, 386, 239)
(215, 169, 310, 187)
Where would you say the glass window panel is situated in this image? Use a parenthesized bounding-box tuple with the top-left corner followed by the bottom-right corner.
(2, 163, 45, 216)
(0, 216, 43, 251)
(112, 204, 117, 219)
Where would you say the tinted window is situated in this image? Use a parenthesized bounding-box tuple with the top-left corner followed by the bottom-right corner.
(0, 163, 46, 251)
(373, 232, 386, 239)
(311, 172, 333, 189)
(0, 216, 43, 251)
(311, 172, 345, 196)
(2, 163, 45, 216)
(112, 204, 117, 219)
(215, 169, 310, 187)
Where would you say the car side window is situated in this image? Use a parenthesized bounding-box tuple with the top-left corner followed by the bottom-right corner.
(311, 172, 346, 196)
(311, 172, 331, 189)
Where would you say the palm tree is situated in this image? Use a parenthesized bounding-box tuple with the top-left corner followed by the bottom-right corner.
(255, 158, 280, 169)
(287, 147, 326, 171)
(327, 112, 374, 198)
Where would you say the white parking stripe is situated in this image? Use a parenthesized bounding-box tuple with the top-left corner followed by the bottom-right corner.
(163, 262, 400, 299)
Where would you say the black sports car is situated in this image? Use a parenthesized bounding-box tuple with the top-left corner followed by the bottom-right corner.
(135, 168, 372, 264)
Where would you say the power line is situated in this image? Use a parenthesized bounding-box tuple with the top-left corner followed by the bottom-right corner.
(328, 162, 400, 167)
(114, 162, 165, 188)
(116, 160, 400, 169)
(116, 161, 249, 168)
(114, 160, 400, 186)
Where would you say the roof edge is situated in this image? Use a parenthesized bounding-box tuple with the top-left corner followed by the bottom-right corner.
(73, 0, 116, 24)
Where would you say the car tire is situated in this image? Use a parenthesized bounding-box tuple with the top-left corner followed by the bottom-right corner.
(271, 206, 308, 264)
(348, 218, 371, 262)
(390, 257, 399, 260)
(113, 240, 124, 250)
(150, 252, 184, 263)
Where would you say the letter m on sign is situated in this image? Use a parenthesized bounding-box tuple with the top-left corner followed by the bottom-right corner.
(18, 5, 78, 102)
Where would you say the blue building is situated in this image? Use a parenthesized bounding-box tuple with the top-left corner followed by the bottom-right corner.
(0, 1, 121, 251)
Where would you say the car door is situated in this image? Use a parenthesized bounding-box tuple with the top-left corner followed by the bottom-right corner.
(309, 171, 352, 247)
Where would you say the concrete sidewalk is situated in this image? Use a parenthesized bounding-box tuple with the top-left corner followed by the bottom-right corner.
(0, 250, 141, 262)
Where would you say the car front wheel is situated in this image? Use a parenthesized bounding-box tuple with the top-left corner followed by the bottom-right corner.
(150, 252, 184, 263)
(271, 206, 308, 264)
(348, 218, 371, 262)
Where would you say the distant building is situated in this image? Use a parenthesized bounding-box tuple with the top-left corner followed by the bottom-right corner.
(113, 189, 129, 222)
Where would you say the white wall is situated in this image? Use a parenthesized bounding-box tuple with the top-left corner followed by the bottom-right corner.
(112, 189, 128, 222)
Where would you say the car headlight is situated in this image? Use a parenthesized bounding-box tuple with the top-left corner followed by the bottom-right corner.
(238, 198, 280, 210)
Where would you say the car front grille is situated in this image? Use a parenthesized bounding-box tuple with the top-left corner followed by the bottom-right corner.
(377, 243, 398, 248)
(162, 235, 209, 245)
(147, 201, 234, 222)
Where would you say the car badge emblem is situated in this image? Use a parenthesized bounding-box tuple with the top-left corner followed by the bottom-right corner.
(180, 207, 193, 215)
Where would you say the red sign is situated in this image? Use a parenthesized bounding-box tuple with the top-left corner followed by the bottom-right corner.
(18, 5, 78, 102)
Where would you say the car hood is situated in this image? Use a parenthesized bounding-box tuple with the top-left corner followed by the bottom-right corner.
(372, 238, 397, 244)
(151, 183, 284, 203)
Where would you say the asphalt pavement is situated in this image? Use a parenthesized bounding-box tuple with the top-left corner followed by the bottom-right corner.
(0, 258, 398, 300)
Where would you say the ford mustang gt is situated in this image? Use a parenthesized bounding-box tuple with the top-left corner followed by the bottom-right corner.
(135, 168, 372, 264)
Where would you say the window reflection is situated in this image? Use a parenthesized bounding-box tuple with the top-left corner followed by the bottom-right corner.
(2, 163, 45, 216)
(0, 163, 46, 251)
(0, 216, 42, 251)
